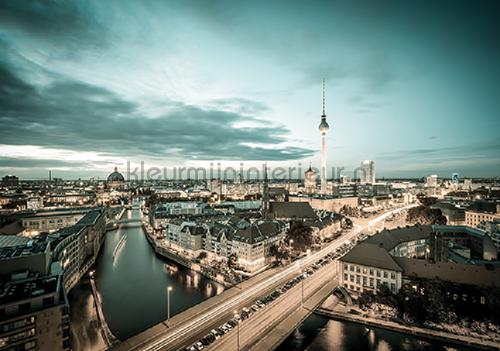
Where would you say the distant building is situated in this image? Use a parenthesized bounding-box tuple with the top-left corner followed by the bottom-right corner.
(304, 166, 317, 194)
(465, 210, 500, 228)
(1, 174, 19, 187)
(107, 167, 125, 188)
(340, 175, 352, 184)
(425, 174, 438, 187)
(289, 195, 358, 213)
(360, 160, 375, 184)
(463, 178, 472, 191)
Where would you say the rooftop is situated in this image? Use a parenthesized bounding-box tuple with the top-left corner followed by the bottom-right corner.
(0, 274, 60, 305)
(341, 243, 403, 272)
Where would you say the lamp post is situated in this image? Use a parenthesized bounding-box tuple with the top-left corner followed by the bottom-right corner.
(167, 286, 173, 326)
(234, 310, 240, 350)
(299, 270, 304, 308)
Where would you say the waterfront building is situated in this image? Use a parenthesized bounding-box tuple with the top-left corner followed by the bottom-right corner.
(360, 160, 376, 184)
(0, 241, 71, 351)
(165, 220, 205, 252)
(0, 266, 70, 351)
(48, 209, 106, 291)
(338, 225, 500, 296)
(20, 209, 89, 236)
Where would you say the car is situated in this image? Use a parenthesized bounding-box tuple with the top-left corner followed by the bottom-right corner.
(195, 341, 204, 350)
(185, 346, 196, 351)
(228, 320, 237, 327)
(210, 329, 220, 339)
(200, 337, 210, 346)
(216, 327, 225, 335)
(206, 334, 216, 343)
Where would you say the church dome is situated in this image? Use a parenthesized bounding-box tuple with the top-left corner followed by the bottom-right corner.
(107, 167, 125, 182)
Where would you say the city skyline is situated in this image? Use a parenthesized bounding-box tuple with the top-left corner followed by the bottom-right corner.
(1, 0, 500, 180)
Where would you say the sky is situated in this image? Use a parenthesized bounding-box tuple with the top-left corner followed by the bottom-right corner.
(0, 0, 499, 180)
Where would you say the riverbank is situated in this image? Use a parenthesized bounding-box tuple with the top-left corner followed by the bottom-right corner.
(142, 220, 234, 287)
(316, 298, 500, 351)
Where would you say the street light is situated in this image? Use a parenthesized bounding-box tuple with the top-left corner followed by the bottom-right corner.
(167, 286, 173, 326)
(234, 310, 240, 351)
(299, 270, 304, 308)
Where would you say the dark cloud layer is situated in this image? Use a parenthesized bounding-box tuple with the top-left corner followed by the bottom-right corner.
(0, 0, 105, 47)
(0, 57, 313, 165)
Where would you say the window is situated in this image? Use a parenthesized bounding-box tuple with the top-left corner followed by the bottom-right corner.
(383, 271, 388, 278)
(356, 266, 360, 273)
(369, 269, 374, 276)
(391, 272, 396, 280)
(376, 270, 381, 277)
(344, 273, 348, 281)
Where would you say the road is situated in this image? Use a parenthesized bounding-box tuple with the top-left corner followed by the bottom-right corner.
(114, 204, 416, 351)
(207, 261, 339, 350)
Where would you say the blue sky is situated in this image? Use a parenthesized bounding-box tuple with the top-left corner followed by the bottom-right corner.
(0, 0, 499, 179)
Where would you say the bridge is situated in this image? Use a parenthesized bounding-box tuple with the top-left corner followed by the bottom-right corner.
(110, 205, 415, 351)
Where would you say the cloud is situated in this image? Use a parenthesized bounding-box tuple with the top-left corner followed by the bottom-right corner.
(0, 58, 313, 168)
(0, 1, 105, 47)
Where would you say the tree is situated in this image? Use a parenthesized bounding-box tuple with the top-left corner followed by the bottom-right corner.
(339, 205, 360, 217)
(406, 206, 447, 225)
(227, 252, 238, 270)
(358, 290, 375, 309)
(269, 244, 289, 262)
(286, 221, 313, 251)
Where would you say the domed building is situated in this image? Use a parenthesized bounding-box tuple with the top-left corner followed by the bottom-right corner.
(107, 167, 125, 188)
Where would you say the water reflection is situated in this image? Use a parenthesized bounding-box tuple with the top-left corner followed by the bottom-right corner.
(278, 314, 479, 351)
(90, 209, 223, 340)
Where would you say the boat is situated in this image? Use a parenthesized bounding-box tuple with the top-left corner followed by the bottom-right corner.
(113, 234, 127, 258)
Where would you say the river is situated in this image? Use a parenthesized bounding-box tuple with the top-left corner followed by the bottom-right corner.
(69, 208, 224, 350)
(277, 314, 477, 351)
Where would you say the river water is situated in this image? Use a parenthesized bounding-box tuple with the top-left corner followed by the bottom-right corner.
(69, 208, 224, 349)
(278, 313, 477, 351)
(69, 208, 479, 351)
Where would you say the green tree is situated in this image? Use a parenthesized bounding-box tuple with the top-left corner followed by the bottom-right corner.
(286, 221, 313, 251)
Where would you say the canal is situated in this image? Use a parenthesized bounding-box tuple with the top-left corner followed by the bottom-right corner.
(69, 208, 224, 350)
